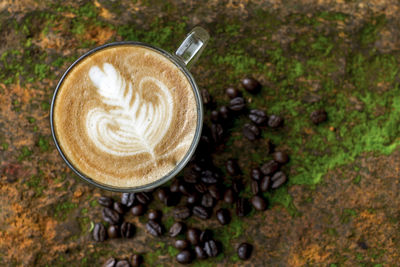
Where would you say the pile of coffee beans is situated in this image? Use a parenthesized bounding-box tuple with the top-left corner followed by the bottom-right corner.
(103, 255, 142, 267)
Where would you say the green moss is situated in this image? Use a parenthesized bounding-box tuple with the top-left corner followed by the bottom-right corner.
(18, 146, 33, 162)
(54, 201, 78, 221)
(37, 136, 50, 152)
(352, 175, 361, 184)
(90, 199, 98, 207)
(25, 174, 46, 197)
(1, 142, 8, 150)
(359, 15, 386, 46)
(340, 208, 357, 224)
(167, 245, 179, 257)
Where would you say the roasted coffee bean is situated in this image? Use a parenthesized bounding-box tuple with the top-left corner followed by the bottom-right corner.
(192, 162, 204, 172)
(210, 110, 219, 122)
(232, 179, 243, 193)
(146, 220, 163, 237)
(179, 183, 194, 196)
(157, 188, 169, 203)
(113, 202, 125, 214)
(103, 257, 116, 267)
(136, 192, 151, 205)
(243, 123, 260, 141)
(176, 250, 193, 264)
(251, 180, 260, 195)
(310, 109, 327, 125)
(251, 195, 268, 211)
(223, 188, 236, 204)
(260, 160, 279, 175)
(241, 77, 261, 93)
(219, 106, 230, 120)
(237, 243, 253, 260)
(131, 204, 146, 216)
(193, 205, 211, 220)
(200, 229, 213, 243)
(121, 193, 135, 208)
(216, 208, 231, 225)
(186, 228, 201, 245)
(204, 240, 219, 257)
(201, 170, 219, 184)
(251, 168, 262, 181)
(236, 198, 250, 217)
(121, 222, 135, 238)
(115, 260, 130, 267)
(260, 176, 271, 192)
(169, 221, 185, 237)
(93, 223, 107, 242)
(272, 151, 289, 164)
(271, 171, 287, 189)
(184, 169, 199, 184)
(170, 179, 180, 192)
(211, 123, 224, 143)
(226, 159, 240, 175)
(226, 87, 240, 99)
(175, 239, 190, 250)
(98, 196, 113, 208)
(201, 89, 211, 106)
(173, 206, 191, 220)
(201, 193, 215, 208)
(130, 254, 143, 267)
(229, 97, 245, 111)
(268, 115, 283, 128)
(194, 246, 208, 260)
(208, 184, 223, 200)
(165, 192, 180, 207)
(107, 224, 120, 238)
(186, 192, 200, 205)
(148, 210, 162, 221)
(195, 182, 208, 194)
(102, 207, 121, 225)
(249, 109, 267, 125)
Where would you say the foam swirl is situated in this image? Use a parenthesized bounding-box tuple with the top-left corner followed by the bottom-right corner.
(86, 63, 173, 158)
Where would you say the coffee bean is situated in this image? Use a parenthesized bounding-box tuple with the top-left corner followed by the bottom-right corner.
(251, 168, 262, 181)
(115, 260, 130, 267)
(201, 193, 215, 208)
(130, 254, 142, 267)
(121, 222, 135, 238)
(157, 188, 169, 203)
(98, 196, 114, 208)
(216, 208, 231, 225)
(103, 257, 116, 267)
(243, 123, 260, 140)
(210, 110, 219, 122)
(236, 198, 250, 217)
(148, 210, 162, 221)
(272, 151, 289, 164)
(179, 183, 193, 196)
(195, 182, 208, 194)
(194, 246, 208, 259)
(165, 192, 180, 206)
(113, 202, 125, 214)
(102, 207, 121, 225)
(193, 205, 211, 220)
(271, 171, 287, 189)
(251, 180, 260, 195)
(176, 250, 193, 264)
(136, 192, 151, 205)
(260, 160, 279, 175)
(186, 192, 200, 205)
(201, 170, 219, 184)
(121, 193, 135, 208)
(251, 195, 268, 211)
(310, 109, 327, 124)
(268, 115, 283, 128)
(93, 223, 107, 242)
(107, 224, 120, 238)
(208, 184, 223, 200)
(260, 176, 271, 192)
(232, 179, 243, 193)
(249, 109, 267, 125)
(146, 220, 163, 237)
(237, 243, 253, 260)
(226, 159, 240, 175)
(173, 206, 191, 220)
(184, 169, 199, 184)
(170, 180, 180, 193)
(131, 204, 146, 216)
(169, 221, 185, 237)
(200, 229, 213, 243)
(241, 77, 261, 93)
(219, 106, 230, 121)
(223, 188, 236, 204)
(175, 239, 190, 250)
(226, 87, 240, 99)
(229, 97, 245, 111)
(211, 123, 224, 143)
(201, 89, 211, 106)
(204, 240, 219, 257)
(186, 228, 201, 245)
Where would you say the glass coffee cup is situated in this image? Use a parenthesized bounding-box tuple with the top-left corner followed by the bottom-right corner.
(50, 27, 209, 192)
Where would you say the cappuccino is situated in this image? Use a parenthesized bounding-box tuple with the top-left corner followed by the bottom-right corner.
(53, 45, 198, 188)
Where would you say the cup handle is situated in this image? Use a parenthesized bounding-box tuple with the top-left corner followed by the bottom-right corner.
(175, 26, 210, 70)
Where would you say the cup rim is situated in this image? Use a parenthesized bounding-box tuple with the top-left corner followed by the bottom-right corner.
(50, 41, 204, 192)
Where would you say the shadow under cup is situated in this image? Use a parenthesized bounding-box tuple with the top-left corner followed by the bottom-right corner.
(50, 42, 204, 192)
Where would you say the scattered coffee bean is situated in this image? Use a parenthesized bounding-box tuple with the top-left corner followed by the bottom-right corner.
(226, 159, 240, 175)
(236, 198, 250, 217)
(243, 123, 260, 140)
(271, 171, 287, 189)
(98, 196, 114, 208)
(113, 202, 125, 214)
(260, 160, 279, 175)
(169, 221, 185, 237)
(251, 195, 268, 211)
(175, 239, 190, 250)
(211, 123, 224, 143)
(121, 193, 135, 208)
(107, 224, 120, 238)
(249, 109, 267, 125)
(194, 245, 208, 260)
(103, 257, 116, 267)
(201, 89, 211, 106)
(186, 192, 200, 205)
(179, 183, 194, 196)
(310, 109, 327, 124)
(251, 168, 262, 181)
(241, 77, 261, 93)
(232, 179, 243, 193)
(272, 151, 289, 164)
(210, 110, 219, 122)
(173, 206, 191, 220)
(136, 192, 151, 205)
(115, 260, 130, 267)
(131, 204, 146, 216)
(93, 222, 107, 242)
(224, 188, 236, 204)
(148, 210, 162, 221)
(208, 184, 223, 200)
(146, 220, 163, 237)
(226, 87, 240, 99)
(121, 222, 135, 238)
(176, 250, 193, 264)
(200, 229, 213, 243)
(251, 180, 260, 195)
(164, 192, 180, 207)
(130, 254, 143, 267)
(201, 170, 219, 184)
(219, 106, 230, 120)
(170, 180, 180, 192)
(186, 228, 201, 245)
(184, 169, 199, 184)
(102, 207, 121, 225)
(216, 208, 231, 225)
(204, 240, 219, 257)
(201, 193, 215, 208)
(193, 205, 211, 220)
(229, 97, 246, 111)
(268, 115, 283, 128)
(237, 243, 253, 260)
(260, 176, 271, 192)
(157, 188, 169, 203)
(195, 182, 208, 194)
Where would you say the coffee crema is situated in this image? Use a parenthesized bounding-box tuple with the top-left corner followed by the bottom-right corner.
(53, 45, 198, 188)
